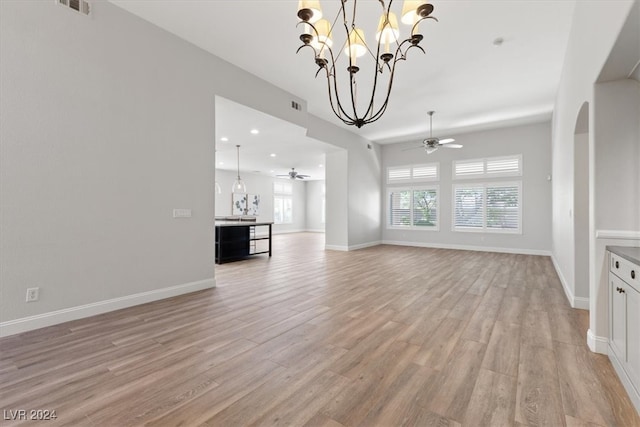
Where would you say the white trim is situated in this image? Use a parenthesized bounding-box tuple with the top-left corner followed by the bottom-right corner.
(588, 328, 608, 354)
(609, 343, 640, 412)
(349, 241, 382, 251)
(596, 230, 640, 240)
(381, 240, 550, 256)
(0, 278, 216, 338)
(304, 229, 325, 233)
(325, 241, 381, 251)
(550, 254, 590, 309)
(574, 296, 590, 310)
(551, 254, 575, 307)
(273, 228, 306, 235)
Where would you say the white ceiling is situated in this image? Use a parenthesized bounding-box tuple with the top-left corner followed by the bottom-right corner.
(110, 0, 577, 166)
(215, 96, 339, 180)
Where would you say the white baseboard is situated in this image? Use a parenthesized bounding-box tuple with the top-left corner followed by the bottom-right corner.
(0, 278, 216, 338)
(609, 343, 640, 413)
(596, 230, 640, 240)
(304, 229, 325, 233)
(325, 241, 381, 251)
(381, 240, 551, 256)
(349, 241, 381, 251)
(550, 254, 590, 309)
(588, 329, 608, 354)
(272, 229, 306, 235)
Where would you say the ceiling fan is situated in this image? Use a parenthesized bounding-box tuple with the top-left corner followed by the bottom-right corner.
(277, 168, 310, 180)
(407, 111, 463, 154)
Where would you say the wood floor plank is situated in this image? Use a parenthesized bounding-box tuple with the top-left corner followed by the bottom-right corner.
(555, 342, 618, 426)
(482, 320, 521, 377)
(515, 344, 566, 426)
(0, 233, 637, 426)
(420, 339, 487, 422)
(463, 368, 517, 427)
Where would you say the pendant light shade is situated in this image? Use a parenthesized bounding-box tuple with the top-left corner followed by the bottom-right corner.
(232, 145, 246, 194)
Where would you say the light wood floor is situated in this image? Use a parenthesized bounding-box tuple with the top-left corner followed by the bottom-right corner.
(1, 233, 638, 426)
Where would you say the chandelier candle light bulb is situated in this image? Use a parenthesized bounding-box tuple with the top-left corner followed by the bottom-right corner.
(296, 0, 438, 128)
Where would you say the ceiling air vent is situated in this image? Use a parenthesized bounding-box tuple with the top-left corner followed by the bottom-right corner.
(56, 0, 91, 16)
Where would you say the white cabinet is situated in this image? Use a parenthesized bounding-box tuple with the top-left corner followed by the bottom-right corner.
(608, 249, 640, 410)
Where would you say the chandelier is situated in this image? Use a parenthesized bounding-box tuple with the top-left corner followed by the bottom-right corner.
(296, 0, 437, 128)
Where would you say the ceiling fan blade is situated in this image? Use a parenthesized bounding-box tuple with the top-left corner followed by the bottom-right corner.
(439, 138, 456, 144)
(442, 144, 463, 148)
(426, 147, 439, 154)
(402, 145, 423, 151)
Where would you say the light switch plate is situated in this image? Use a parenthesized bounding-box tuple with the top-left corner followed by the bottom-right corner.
(173, 209, 192, 218)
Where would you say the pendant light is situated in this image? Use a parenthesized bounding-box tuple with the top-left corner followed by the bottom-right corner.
(232, 144, 247, 194)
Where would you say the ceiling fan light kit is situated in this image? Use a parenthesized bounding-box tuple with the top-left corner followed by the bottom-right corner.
(296, 0, 438, 128)
(403, 111, 462, 154)
(277, 168, 311, 180)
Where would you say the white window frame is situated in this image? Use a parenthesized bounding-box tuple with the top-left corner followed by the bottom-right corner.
(453, 155, 522, 180)
(387, 162, 439, 184)
(452, 181, 522, 234)
(387, 185, 440, 231)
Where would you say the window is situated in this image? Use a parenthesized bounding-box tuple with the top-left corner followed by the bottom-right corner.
(387, 162, 440, 230)
(388, 187, 439, 230)
(453, 155, 522, 179)
(387, 163, 439, 184)
(453, 182, 521, 233)
(274, 181, 293, 224)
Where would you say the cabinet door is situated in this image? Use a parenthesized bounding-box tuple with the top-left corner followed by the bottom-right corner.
(610, 273, 627, 361)
(626, 284, 640, 387)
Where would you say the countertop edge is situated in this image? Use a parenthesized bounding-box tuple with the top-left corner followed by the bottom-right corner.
(607, 245, 640, 266)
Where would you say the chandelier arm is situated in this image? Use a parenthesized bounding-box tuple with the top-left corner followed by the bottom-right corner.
(323, 66, 351, 123)
(323, 44, 356, 121)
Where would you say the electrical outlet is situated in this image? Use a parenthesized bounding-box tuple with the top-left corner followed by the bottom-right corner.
(26, 287, 39, 302)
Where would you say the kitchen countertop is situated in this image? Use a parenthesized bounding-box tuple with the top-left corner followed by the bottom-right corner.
(607, 245, 640, 266)
(215, 221, 273, 227)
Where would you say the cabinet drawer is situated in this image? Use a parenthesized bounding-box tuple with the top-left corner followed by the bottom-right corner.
(611, 253, 640, 290)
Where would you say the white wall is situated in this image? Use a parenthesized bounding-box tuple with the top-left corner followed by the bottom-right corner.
(307, 117, 382, 249)
(305, 180, 326, 233)
(0, 1, 378, 335)
(550, 0, 637, 352)
(324, 150, 349, 250)
(574, 132, 590, 303)
(382, 122, 552, 254)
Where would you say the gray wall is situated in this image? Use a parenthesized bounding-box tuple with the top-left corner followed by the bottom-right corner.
(382, 122, 552, 254)
(305, 180, 326, 233)
(0, 1, 380, 333)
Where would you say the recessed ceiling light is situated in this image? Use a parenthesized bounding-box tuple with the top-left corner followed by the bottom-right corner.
(270, 170, 274, 173)
(318, 164, 323, 167)
(218, 161, 224, 165)
(270, 153, 276, 157)
(250, 129, 259, 135)
(220, 137, 228, 142)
